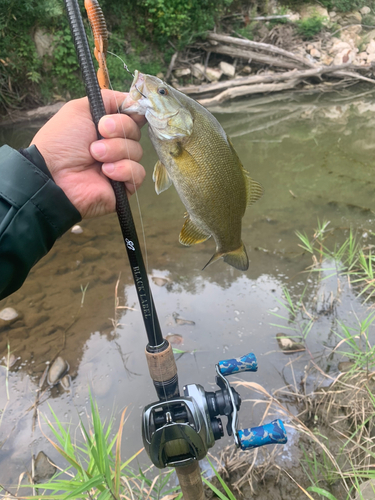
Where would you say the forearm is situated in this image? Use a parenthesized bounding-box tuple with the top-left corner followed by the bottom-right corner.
(0, 145, 81, 300)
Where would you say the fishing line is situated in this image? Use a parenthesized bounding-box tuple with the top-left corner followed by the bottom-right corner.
(107, 51, 147, 98)
(106, 50, 171, 406)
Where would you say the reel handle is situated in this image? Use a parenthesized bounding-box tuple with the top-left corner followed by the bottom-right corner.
(218, 353, 258, 376)
(237, 419, 287, 450)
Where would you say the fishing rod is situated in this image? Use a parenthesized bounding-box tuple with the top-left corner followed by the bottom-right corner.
(63, 1, 288, 498)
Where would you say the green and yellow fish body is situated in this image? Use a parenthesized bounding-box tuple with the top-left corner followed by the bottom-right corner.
(121, 71, 262, 271)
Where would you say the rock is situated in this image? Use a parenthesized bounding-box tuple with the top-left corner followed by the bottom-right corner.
(152, 276, 170, 287)
(174, 68, 191, 78)
(367, 39, 375, 54)
(166, 333, 184, 345)
(368, 53, 375, 63)
(0, 307, 20, 330)
(288, 12, 301, 22)
(241, 65, 252, 74)
(360, 6, 371, 15)
(33, 28, 54, 58)
(329, 11, 336, 18)
(205, 67, 223, 82)
(321, 54, 334, 65)
(363, 29, 375, 44)
(338, 361, 355, 372)
(34, 451, 56, 483)
(156, 72, 165, 79)
(48, 357, 69, 385)
(329, 41, 352, 54)
(359, 51, 369, 60)
(71, 224, 83, 234)
(276, 333, 305, 353)
(310, 48, 321, 58)
(81, 246, 102, 262)
(219, 61, 236, 77)
(60, 374, 71, 390)
(299, 4, 329, 21)
(2, 353, 18, 368)
(354, 478, 375, 500)
(333, 48, 356, 65)
(191, 63, 205, 80)
(342, 11, 362, 24)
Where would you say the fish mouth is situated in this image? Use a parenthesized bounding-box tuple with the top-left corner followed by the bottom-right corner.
(131, 70, 145, 97)
(121, 70, 146, 112)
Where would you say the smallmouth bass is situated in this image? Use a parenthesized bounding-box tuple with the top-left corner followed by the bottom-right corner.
(121, 71, 263, 271)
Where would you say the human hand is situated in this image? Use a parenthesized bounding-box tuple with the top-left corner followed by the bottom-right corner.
(31, 89, 147, 219)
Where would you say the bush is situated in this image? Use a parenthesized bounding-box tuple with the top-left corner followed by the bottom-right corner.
(296, 16, 325, 39)
(320, 0, 371, 12)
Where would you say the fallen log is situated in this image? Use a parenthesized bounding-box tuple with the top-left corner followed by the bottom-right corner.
(176, 63, 373, 97)
(195, 64, 375, 106)
(205, 44, 299, 70)
(207, 32, 315, 68)
(198, 80, 300, 106)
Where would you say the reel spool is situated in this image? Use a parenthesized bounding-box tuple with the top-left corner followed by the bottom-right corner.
(142, 353, 287, 468)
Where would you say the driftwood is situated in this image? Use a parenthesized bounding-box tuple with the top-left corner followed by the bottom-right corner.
(170, 32, 375, 105)
(177, 63, 371, 97)
(198, 80, 300, 106)
(207, 33, 315, 68)
(176, 63, 374, 105)
(206, 44, 300, 70)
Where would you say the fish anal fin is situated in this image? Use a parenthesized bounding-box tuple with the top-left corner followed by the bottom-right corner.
(245, 175, 263, 206)
(179, 217, 211, 246)
(203, 243, 249, 271)
(153, 160, 172, 194)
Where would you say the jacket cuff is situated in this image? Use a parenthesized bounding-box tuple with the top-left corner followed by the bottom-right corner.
(0, 144, 81, 238)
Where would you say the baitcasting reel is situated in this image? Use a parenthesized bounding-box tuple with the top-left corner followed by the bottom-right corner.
(142, 353, 287, 468)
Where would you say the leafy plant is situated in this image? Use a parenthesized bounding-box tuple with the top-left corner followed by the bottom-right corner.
(296, 16, 326, 39)
(320, 0, 369, 13)
(26, 395, 182, 499)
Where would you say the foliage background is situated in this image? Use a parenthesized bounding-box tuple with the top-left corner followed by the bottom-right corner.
(0, 0, 374, 115)
(0, 0, 232, 114)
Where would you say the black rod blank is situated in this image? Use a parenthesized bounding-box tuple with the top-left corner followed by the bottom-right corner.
(63, 0, 164, 348)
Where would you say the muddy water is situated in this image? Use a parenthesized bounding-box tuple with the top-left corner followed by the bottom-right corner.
(1, 89, 375, 487)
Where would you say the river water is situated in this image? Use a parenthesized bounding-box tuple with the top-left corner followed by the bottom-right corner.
(1, 88, 375, 487)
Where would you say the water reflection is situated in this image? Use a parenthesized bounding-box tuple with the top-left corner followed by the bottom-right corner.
(1, 89, 375, 485)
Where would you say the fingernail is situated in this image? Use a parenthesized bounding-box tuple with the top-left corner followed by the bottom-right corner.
(91, 142, 106, 158)
(102, 117, 116, 134)
(102, 163, 115, 174)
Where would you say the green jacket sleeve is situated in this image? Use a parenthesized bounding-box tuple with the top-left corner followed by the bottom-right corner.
(0, 144, 81, 300)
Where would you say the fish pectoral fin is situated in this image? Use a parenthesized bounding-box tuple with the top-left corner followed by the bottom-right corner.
(203, 243, 249, 271)
(179, 217, 211, 246)
(245, 175, 263, 206)
(153, 160, 172, 194)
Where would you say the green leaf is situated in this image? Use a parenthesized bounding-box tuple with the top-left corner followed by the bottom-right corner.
(306, 486, 338, 500)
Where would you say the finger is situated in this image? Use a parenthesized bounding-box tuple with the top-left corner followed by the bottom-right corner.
(90, 138, 143, 163)
(101, 89, 147, 128)
(98, 113, 141, 141)
(102, 160, 146, 194)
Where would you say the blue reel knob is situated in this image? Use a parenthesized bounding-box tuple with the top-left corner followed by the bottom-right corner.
(237, 419, 287, 450)
(218, 353, 258, 376)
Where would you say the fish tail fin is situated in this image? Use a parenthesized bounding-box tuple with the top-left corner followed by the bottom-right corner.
(224, 243, 249, 271)
(202, 243, 249, 271)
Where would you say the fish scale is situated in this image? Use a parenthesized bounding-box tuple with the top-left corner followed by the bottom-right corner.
(121, 71, 263, 271)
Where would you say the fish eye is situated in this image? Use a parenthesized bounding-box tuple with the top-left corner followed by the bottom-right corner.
(158, 87, 168, 96)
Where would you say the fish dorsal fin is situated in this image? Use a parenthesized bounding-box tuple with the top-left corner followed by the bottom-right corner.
(245, 174, 263, 206)
(179, 216, 211, 246)
(153, 160, 172, 194)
